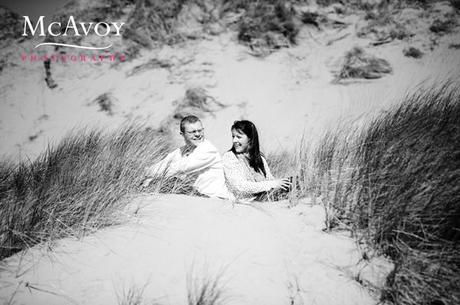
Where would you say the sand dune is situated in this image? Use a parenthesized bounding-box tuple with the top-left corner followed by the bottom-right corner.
(2, 6, 460, 160)
(0, 194, 390, 305)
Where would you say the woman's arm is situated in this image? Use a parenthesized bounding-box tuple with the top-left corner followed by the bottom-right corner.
(223, 152, 278, 196)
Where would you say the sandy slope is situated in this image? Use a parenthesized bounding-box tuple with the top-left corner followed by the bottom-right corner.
(0, 194, 388, 305)
(1, 3, 460, 160)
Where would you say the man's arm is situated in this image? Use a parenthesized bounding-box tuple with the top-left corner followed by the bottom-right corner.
(142, 149, 182, 188)
(170, 141, 220, 175)
(145, 149, 179, 178)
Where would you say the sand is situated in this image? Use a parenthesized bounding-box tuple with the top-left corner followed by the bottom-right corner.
(0, 194, 390, 305)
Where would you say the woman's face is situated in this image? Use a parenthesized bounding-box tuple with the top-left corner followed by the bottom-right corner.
(231, 128, 251, 154)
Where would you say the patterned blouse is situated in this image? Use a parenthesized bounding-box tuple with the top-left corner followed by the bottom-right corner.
(222, 151, 278, 200)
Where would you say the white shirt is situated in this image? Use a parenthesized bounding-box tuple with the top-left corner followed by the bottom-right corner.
(146, 139, 232, 199)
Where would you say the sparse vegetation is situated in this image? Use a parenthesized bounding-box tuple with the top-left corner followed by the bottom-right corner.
(124, 0, 186, 46)
(0, 5, 23, 47)
(403, 46, 423, 58)
(336, 46, 392, 81)
(172, 87, 226, 120)
(123, 0, 219, 48)
(223, 0, 299, 56)
(300, 11, 320, 28)
(127, 58, 173, 77)
(92, 93, 115, 115)
(116, 281, 152, 305)
(300, 10, 348, 30)
(430, 18, 456, 34)
(187, 267, 228, 305)
(357, 7, 412, 42)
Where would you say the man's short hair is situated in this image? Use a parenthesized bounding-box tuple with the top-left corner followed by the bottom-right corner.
(180, 115, 201, 132)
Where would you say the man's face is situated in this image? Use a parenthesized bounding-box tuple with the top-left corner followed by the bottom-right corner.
(181, 121, 205, 147)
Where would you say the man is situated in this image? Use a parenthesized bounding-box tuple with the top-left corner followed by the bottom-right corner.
(143, 115, 232, 200)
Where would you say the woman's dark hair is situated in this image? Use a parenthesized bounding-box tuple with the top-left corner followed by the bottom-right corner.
(230, 120, 267, 177)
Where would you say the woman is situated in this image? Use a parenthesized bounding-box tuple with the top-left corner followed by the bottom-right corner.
(222, 120, 291, 201)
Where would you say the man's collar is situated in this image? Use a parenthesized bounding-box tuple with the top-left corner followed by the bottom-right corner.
(180, 144, 196, 156)
(180, 139, 207, 156)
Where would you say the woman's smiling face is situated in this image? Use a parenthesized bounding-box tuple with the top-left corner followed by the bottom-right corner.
(231, 128, 251, 154)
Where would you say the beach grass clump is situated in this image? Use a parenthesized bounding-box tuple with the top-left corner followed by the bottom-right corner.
(352, 83, 460, 305)
(336, 46, 392, 81)
(310, 128, 359, 229)
(223, 0, 298, 56)
(92, 93, 115, 115)
(122, 0, 221, 48)
(0, 126, 177, 260)
(358, 15, 412, 42)
(123, 0, 186, 46)
(307, 83, 460, 305)
(403, 46, 423, 58)
(178, 88, 226, 116)
(429, 18, 457, 34)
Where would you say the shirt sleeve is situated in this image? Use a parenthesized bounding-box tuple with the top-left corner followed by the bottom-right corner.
(169, 141, 220, 175)
(222, 152, 278, 196)
(145, 149, 179, 177)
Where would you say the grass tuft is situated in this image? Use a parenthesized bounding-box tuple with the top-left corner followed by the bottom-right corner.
(170, 87, 226, 122)
(187, 266, 228, 305)
(117, 282, 148, 305)
(358, 7, 412, 42)
(92, 93, 115, 115)
(403, 46, 423, 58)
(336, 46, 392, 81)
(429, 18, 457, 34)
(224, 0, 298, 56)
(123, 0, 186, 46)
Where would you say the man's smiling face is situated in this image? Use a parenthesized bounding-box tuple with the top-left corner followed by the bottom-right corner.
(181, 121, 205, 147)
